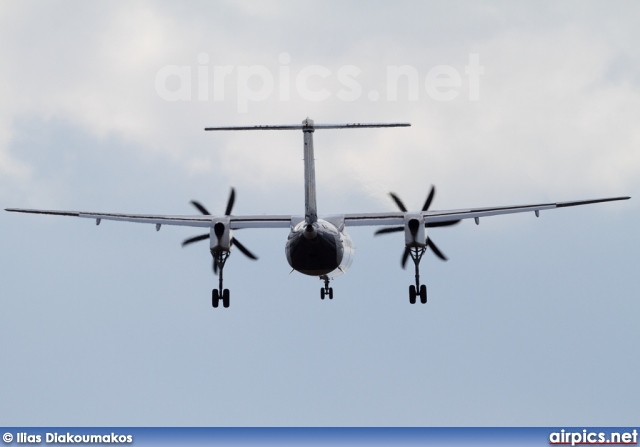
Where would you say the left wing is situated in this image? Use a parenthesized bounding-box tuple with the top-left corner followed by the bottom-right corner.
(4, 208, 292, 229)
(343, 196, 630, 227)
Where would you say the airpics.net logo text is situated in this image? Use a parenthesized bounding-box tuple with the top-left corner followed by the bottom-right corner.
(154, 53, 484, 112)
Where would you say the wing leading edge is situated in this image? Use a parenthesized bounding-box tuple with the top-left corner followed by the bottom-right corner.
(4, 208, 292, 229)
(5, 196, 630, 229)
(343, 196, 631, 227)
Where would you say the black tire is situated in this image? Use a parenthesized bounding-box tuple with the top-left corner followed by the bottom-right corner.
(212, 289, 219, 308)
(420, 285, 427, 304)
(409, 285, 416, 304)
(320, 288, 325, 300)
(222, 289, 230, 308)
(328, 287, 333, 299)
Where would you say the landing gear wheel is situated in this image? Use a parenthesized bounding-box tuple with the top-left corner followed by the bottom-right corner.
(212, 289, 220, 308)
(222, 289, 230, 308)
(320, 275, 334, 300)
(409, 285, 417, 304)
(419, 284, 427, 304)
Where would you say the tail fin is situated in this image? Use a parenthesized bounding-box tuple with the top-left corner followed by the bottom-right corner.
(205, 118, 411, 224)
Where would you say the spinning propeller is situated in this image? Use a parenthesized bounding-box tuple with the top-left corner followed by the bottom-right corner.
(181, 188, 258, 273)
(374, 185, 460, 268)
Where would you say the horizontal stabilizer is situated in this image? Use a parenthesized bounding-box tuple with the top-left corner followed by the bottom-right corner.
(205, 122, 410, 131)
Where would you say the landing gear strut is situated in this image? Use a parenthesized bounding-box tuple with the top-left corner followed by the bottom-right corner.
(407, 247, 428, 304)
(211, 250, 231, 308)
(320, 275, 333, 300)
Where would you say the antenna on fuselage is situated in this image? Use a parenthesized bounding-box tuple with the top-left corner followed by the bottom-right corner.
(204, 118, 411, 224)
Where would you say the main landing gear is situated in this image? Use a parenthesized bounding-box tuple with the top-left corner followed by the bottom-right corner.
(407, 247, 428, 304)
(212, 250, 231, 308)
(320, 275, 333, 300)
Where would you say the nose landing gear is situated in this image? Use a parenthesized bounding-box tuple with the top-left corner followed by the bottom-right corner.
(320, 275, 333, 300)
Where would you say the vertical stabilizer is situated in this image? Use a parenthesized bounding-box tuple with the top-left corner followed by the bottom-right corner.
(302, 118, 317, 224)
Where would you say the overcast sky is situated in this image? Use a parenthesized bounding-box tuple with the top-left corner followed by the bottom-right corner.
(1, 0, 638, 426)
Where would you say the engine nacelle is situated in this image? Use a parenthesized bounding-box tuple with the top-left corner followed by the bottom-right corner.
(210, 217, 231, 252)
(404, 213, 426, 248)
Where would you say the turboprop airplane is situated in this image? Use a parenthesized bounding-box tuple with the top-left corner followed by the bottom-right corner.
(5, 118, 630, 308)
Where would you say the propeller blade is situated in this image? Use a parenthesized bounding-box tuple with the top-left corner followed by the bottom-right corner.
(231, 237, 258, 260)
(389, 192, 408, 212)
(401, 247, 410, 269)
(422, 185, 436, 212)
(426, 237, 448, 261)
(374, 226, 404, 236)
(182, 233, 210, 247)
(426, 219, 461, 228)
(224, 187, 236, 216)
(190, 200, 211, 216)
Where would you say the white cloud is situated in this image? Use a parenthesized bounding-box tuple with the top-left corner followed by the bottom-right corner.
(1, 1, 638, 206)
